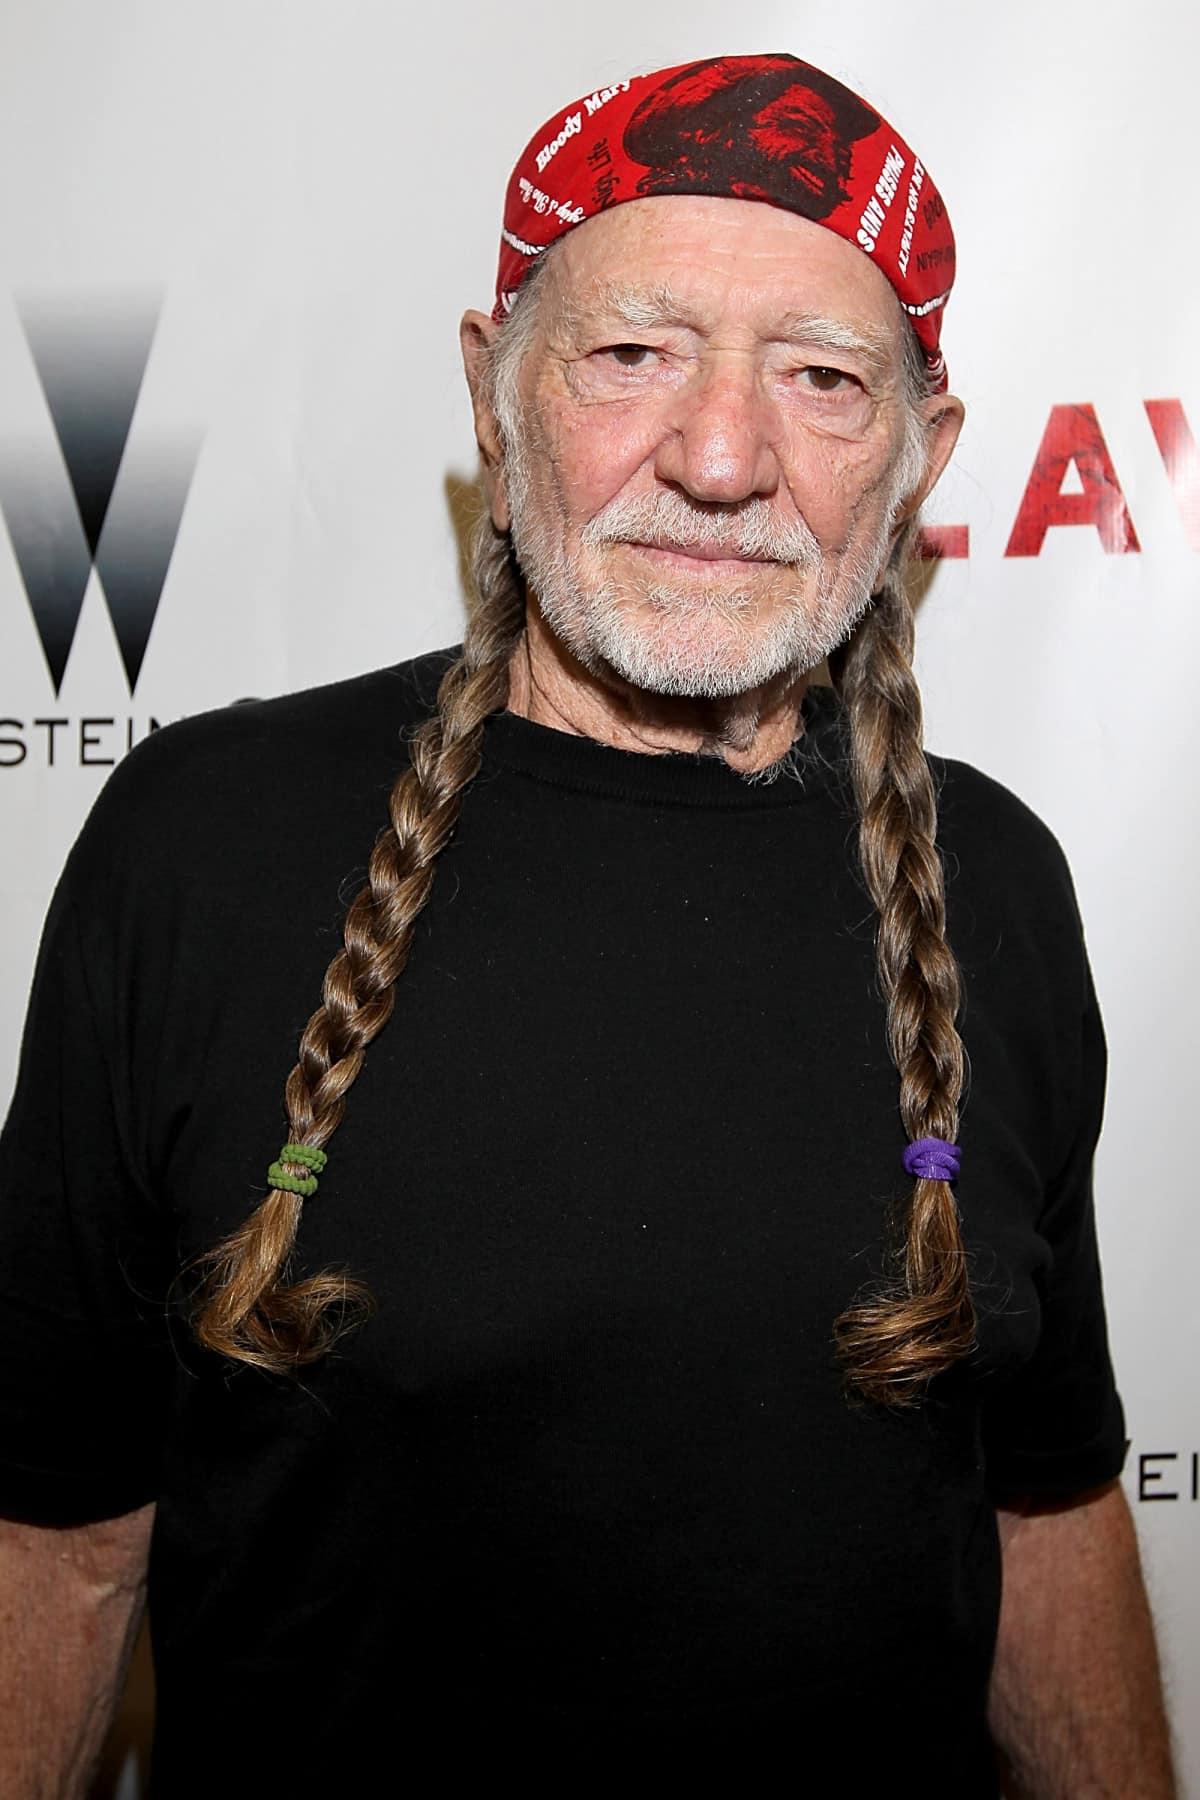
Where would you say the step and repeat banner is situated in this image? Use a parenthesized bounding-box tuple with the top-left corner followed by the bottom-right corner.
(2, 0, 1196, 1790)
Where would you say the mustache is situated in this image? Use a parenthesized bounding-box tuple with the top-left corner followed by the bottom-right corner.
(580, 491, 822, 565)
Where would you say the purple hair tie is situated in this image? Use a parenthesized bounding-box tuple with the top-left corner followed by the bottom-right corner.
(902, 1137, 962, 1183)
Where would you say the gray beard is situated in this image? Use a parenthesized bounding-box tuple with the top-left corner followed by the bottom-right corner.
(505, 465, 897, 701)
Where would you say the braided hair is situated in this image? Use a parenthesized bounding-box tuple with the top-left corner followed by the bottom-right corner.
(194, 261, 974, 1403)
(830, 512, 975, 1402)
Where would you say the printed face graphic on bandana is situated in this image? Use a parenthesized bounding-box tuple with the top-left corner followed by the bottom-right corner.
(624, 57, 880, 220)
(748, 90, 847, 206)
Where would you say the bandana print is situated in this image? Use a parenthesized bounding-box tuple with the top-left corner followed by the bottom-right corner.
(494, 54, 956, 391)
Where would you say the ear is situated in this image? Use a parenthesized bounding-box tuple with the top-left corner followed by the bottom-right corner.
(460, 309, 510, 532)
(896, 390, 966, 524)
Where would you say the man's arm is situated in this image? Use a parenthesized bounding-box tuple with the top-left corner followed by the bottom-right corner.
(0, 1503, 154, 1799)
(989, 1480, 1176, 1798)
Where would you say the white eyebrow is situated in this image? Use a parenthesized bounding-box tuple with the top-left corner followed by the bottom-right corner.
(557, 286, 897, 373)
(558, 279, 691, 335)
(773, 311, 897, 373)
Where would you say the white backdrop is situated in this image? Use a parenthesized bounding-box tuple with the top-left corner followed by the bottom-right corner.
(1, 0, 1196, 1788)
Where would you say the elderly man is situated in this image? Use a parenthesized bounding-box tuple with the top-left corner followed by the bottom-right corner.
(0, 53, 1177, 1797)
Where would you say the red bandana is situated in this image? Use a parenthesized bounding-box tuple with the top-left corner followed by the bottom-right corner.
(494, 54, 956, 390)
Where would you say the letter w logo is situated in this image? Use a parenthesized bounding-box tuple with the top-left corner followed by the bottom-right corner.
(0, 295, 199, 695)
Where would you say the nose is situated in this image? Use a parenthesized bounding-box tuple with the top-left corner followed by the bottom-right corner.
(653, 354, 782, 505)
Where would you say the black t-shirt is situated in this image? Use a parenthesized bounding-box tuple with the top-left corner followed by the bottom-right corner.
(0, 648, 1125, 1793)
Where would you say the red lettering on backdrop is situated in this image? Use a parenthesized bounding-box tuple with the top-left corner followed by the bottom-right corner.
(1144, 399, 1200, 551)
(1005, 404, 1140, 556)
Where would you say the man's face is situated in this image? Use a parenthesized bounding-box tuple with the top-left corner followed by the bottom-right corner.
(488, 194, 941, 699)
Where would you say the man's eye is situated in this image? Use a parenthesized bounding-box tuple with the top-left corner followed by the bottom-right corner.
(798, 365, 854, 393)
(601, 343, 658, 369)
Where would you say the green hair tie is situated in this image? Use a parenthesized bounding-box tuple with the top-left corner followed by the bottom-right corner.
(267, 1143, 328, 1198)
(267, 1165, 317, 1197)
(279, 1144, 328, 1173)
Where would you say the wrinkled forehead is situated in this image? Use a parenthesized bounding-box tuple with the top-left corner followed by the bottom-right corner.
(537, 195, 910, 358)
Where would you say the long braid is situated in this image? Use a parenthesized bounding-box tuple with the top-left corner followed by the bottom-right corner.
(831, 521, 976, 1403)
(193, 521, 526, 1371)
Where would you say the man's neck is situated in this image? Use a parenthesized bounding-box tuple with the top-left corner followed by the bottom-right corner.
(504, 605, 810, 774)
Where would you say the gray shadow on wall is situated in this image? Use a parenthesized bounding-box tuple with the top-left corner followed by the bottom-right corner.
(906, 544, 942, 618)
(444, 470, 487, 621)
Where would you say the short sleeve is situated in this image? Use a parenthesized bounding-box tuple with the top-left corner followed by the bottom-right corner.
(981, 960, 1127, 1503)
(0, 877, 174, 1525)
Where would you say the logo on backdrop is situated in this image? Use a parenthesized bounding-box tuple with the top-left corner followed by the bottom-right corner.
(0, 293, 199, 699)
(917, 398, 1200, 561)
(1131, 1446, 1200, 1504)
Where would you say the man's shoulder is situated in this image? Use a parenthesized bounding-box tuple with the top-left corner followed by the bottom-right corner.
(61, 646, 459, 893)
(927, 748, 1086, 948)
(139, 646, 455, 775)
(931, 750, 1072, 875)
(105, 646, 453, 793)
